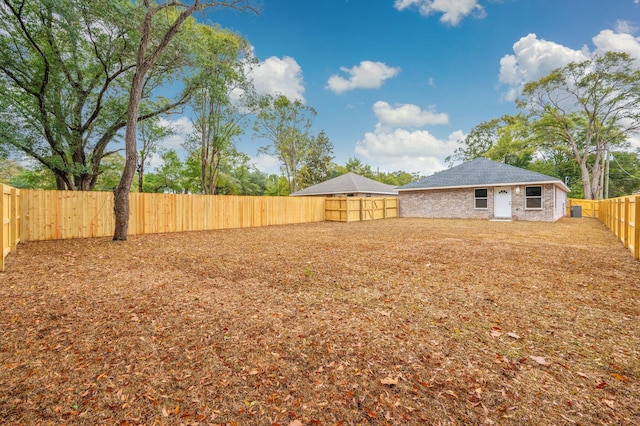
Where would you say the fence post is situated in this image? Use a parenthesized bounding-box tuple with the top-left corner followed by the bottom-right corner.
(1, 184, 5, 272)
(10, 188, 18, 251)
(609, 200, 614, 230)
(635, 196, 640, 261)
(617, 199, 622, 241)
(623, 197, 629, 249)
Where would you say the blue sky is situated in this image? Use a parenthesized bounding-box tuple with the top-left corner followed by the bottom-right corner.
(162, 0, 640, 177)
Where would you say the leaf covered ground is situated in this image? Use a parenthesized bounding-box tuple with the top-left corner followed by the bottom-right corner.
(0, 218, 638, 425)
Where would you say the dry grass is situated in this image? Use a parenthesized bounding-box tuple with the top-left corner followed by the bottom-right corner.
(0, 218, 638, 425)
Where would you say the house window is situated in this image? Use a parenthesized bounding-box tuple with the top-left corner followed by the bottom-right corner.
(474, 188, 488, 209)
(525, 186, 543, 209)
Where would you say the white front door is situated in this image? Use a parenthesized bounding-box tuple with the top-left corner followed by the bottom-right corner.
(494, 187, 512, 218)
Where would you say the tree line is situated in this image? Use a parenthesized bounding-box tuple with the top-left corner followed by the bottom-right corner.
(0, 1, 417, 200)
(0, 153, 418, 196)
(2, 1, 639, 239)
(447, 52, 640, 199)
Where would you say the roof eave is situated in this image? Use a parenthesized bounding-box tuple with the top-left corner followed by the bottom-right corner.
(290, 190, 398, 197)
(398, 181, 570, 193)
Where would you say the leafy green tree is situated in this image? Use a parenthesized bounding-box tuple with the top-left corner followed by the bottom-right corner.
(0, 0, 190, 191)
(446, 115, 534, 168)
(254, 95, 317, 193)
(378, 170, 415, 186)
(334, 157, 376, 179)
(264, 174, 290, 196)
(185, 26, 254, 194)
(0, 159, 26, 185)
(137, 115, 174, 192)
(114, 0, 257, 240)
(144, 150, 189, 194)
(93, 154, 129, 192)
(4, 161, 57, 189)
(298, 130, 335, 188)
(606, 150, 640, 198)
(518, 52, 640, 199)
(216, 151, 267, 195)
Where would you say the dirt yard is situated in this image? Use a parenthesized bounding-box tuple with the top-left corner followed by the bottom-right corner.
(0, 218, 638, 425)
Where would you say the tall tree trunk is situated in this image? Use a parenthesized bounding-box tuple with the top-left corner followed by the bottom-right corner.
(579, 160, 594, 200)
(55, 174, 67, 190)
(138, 162, 145, 192)
(113, 69, 145, 240)
(112, 1, 257, 239)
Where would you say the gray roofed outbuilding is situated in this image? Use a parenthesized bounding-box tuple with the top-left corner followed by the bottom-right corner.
(290, 172, 398, 196)
(398, 158, 569, 192)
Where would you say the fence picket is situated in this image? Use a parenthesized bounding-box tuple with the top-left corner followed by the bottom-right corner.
(573, 195, 640, 261)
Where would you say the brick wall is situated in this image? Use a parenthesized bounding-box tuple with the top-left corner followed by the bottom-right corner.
(399, 184, 561, 222)
(399, 187, 493, 219)
(512, 184, 557, 222)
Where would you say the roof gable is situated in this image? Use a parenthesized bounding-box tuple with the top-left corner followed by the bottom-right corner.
(398, 158, 569, 191)
(290, 172, 398, 196)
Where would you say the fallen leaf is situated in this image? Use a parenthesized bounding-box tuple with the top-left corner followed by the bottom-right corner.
(490, 330, 503, 338)
(576, 372, 589, 379)
(602, 399, 614, 409)
(443, 390, 459, 399)
(380, 376, 398, 385)
(289, 421, 304, 426)
(611, 373, 628, 382)
(595, 381, 608, 389)
(506, 332, 520, 339)
(529, 356, 548, 366)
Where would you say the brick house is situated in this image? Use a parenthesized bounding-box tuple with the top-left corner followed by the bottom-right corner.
(290, 173, 398, 197)
(397, 158, 569, 222)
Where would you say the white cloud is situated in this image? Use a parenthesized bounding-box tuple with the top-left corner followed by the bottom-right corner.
(141, 117, 195, 172)
(250, 152, 281, 175)
(155, 117, 194, 151)
(373, 101, 449, 127)
(326, 61, 400, 94)
(249, 56, 305, 102)
(352, 98, 459, 175)
(499, 29, 640, 101)
(394, 0, 486, 26)
(498, 34, 589, 101)
(592, 29, 640, 65)
(498, 33, 588, 86)
(355, 123, 464, 175)
(614, 19, 638, 34)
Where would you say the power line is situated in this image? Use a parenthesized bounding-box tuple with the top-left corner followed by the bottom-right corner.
(612, 154, 640, 181)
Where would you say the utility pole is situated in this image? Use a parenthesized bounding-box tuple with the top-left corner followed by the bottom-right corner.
(604, 149, 610, 199)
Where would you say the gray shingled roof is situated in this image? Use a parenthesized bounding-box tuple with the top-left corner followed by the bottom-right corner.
(290, 172, 398, 196)
(398, 158, 569, 191)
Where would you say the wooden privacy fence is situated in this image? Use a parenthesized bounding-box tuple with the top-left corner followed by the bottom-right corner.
(1, 184, 21, 271)
(566, 198, 599, 218)
(325, 197, 399, 222)
(19, 190, 399, 242)
(21, 190, 327, 241)
(597, 195, 640, 260)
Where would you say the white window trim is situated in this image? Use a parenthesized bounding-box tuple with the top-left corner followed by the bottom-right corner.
(525, 185, 543, 210)
(474, 188, 488, 210)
